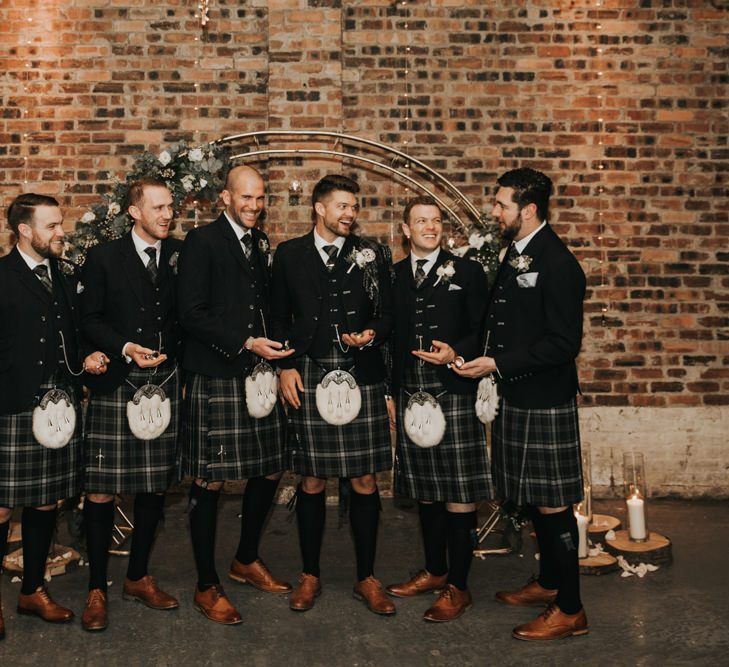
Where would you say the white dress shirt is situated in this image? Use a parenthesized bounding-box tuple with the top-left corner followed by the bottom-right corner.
(17, 247, 52, 284)
(313, 229, 345, 266)
(409, 247, 441, 278)
(514, 221, 546, 255)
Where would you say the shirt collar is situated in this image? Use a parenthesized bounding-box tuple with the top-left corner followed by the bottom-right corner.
(514, 221, 546, 255)
(17, 246, 51, 273)
(223, 210, 252, 241)
(313, 229, 345, 253)
(409, 247, 440, 276)
(131, 226, 162, 256)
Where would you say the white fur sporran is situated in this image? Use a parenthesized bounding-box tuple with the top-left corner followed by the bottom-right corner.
(245, 361, 278, 419)
(404, 391, 446, 448)
(32, 389, 76, 449)
(315, 369, 361, 426)
(126, 384, 171, 440)
(475, 374, 499, 424)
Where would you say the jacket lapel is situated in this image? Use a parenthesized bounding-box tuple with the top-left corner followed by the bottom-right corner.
(417, 249, 450, 302)
(121, 232, 148, 306)
(216, 214, 255, 280)
(9, 247, 53, 305)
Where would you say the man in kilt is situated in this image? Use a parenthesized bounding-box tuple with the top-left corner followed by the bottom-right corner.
(271, 174, 395, 615)
(386, 196, 492, 622)
(80, 178, 183, 631)
(177, 165, 294, 625)
(453, 168, 588, 640)
(0, 194, 107, 638)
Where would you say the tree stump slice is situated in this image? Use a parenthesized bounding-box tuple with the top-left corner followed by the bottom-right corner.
(588, 514, 621, 544)
(604, 530, 672, 566)
(579, 551, 619, 576)
(2, 544, 81, 577)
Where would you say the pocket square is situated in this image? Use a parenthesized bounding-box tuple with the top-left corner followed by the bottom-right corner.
(76, 282, 85, 294)
(448, 283, 463, 291)
(517, 272, 538, 288)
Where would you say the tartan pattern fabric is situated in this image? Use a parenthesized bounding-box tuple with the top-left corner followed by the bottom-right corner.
(84, 362, 180, 493)
(0, 378, 82, 507)
(179, 371, 285, 481)
(288, 348, 392, 478)
(394, 363, 493, 503)
(491, 397, 583, 507)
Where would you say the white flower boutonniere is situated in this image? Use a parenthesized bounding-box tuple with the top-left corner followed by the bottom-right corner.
(258, 238, 272, 266)
(433, 260, 456, 286)
(346, 247, 376, 274)
(509, 254, 533, 273)
(169, 251, 179, 275)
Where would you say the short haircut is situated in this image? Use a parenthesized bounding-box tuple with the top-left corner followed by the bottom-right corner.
(402, 195, 442, 226)
(224, 164, 264, 191)
(311, 174, 359, 210)
(127, 176, 169, 209)
(497, 168, 553, 221)
(7, 193, 59, 235)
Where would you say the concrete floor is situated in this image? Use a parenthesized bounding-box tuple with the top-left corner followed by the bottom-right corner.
(1, 497, 728, 666)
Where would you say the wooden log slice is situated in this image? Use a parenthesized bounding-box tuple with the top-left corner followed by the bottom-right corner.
(579, 551, 619, 576)
(604, 530, 672, 566)
(2, 544, 81, 577)
(588, 514, 622, 544)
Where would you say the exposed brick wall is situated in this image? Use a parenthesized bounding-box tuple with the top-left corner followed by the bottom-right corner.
(1, 0, 727, 415)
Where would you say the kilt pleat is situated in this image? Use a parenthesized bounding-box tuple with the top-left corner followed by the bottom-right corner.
(491, 397, 583, 507)
(84, 363, 180, 494)
(394, 364, 493, 503)
(0, 378, 82, 507)
(288, 349, 392, 478)
(179, 371, 285, 481)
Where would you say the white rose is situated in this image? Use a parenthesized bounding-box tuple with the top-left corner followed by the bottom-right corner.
(158, 150, 172, 166)
(361, 248, 376, 262)
(443, 264, 456, 277)
(108, 202, 121, 216)
(468, 232, 485, 250)
(81, 211, 95, 223)
(199, 178, 208, 188)
(188, 148, 204, 162)
(484, 233, 493, 243)
(181, 175, 195, 192)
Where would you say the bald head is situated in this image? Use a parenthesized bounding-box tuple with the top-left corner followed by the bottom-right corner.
(222, 165, 266, 230)
(225, 165, 264, 191)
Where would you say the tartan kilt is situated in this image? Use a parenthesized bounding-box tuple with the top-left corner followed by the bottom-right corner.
(84, 362, 181, 494)
(394, 364, 493, 503)
(0, 377, 82, 507)
(288, 348, 392, 478)
(491, 397, 583, 507)
(179, 371, 285, 481)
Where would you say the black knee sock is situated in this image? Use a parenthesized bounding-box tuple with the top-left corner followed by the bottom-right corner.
(235, 476, 280, 565)
(531, 507, 559, 590)
(84, 499, 115, 592)
(21, 507, 57, 595)
(349, 488, 380, 582)
(189, 483, 221, 591)
(541, 508, 582, 614)
(295, 485, 326, 578)
(418, 502, 448, 577)
(446, 510, 477, 592)
(126, 493, 165, 582)
(0, 518, 9, 572)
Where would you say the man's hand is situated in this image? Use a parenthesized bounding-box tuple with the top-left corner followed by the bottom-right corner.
(248, 337, 296, 361)
(451, 356, 497, 379)
(385, 395, 396, 431)
(126, 343, 168, 369)
(84, 351, 109, 375)
(341, 329, 375, 348)
(412, 340, 456, 366)
(280, 368, 304, 409)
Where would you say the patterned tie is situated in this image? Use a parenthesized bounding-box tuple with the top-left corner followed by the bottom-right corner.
(240, 233, 253, 261)
(33, 264, 53, 294)
(413, 258, 428, 287)
(323, 244, 338, 272)
(507, 243, 520, 264)
(144, 247, 158, 283)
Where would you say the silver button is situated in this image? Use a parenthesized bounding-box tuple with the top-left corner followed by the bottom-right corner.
(40, 337, 45, 343)
(38, 360, 43, 366)
(136, 327, 142, 333)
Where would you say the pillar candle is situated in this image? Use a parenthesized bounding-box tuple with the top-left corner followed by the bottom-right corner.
(576, 512, 589, 558)
(627, 494, 647, 540)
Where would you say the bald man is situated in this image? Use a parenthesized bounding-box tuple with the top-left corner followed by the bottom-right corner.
(177, 166, 294, 624)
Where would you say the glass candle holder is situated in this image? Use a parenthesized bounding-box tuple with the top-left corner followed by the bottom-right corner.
(623, 451, 649, 542)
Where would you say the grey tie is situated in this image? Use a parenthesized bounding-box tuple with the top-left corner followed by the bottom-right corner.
(144, 247, 158, 283)
(413, 259, 428, 287)
(240, 233, 253, 261)
(33, 264, 53, 294)
(323, 245, 338, 272)
(507, 243, 520, 263)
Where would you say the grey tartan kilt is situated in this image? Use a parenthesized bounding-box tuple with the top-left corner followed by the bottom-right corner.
(179, 371, 285, 481)
(394, 364, 493, 503)
(288, 348, 392, 478)
(0, 377, 82, 507)
(84, 362, 181, 494)
(491, 397, 583, 507)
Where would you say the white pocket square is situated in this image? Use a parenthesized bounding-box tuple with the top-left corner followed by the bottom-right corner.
(448, 283, 463, 291)
(76, 282, 84, 294)
(517, 272, 538, 288)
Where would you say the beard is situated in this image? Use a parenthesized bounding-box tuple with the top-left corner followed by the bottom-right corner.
(500, 216, 522, 242)
(31, 234, 63, 259)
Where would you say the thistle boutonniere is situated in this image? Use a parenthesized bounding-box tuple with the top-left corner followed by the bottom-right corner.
(433, 259, 456, 286)
(168, 250, 179, 275)
(509, 254, 533, 273)
(346, 247, 376, 274)
(258, 238, 272, 266)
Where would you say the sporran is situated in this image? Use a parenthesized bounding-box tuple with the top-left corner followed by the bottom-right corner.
(245, 361, 278, 418)
(32, 388, 76, 449)
(404, 390, 446, 448)
(315, 368, 362, 426)
(475, 374, 499, 424)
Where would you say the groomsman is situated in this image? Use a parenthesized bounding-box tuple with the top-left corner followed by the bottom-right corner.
(386, 196, 492, 622)
(177, 165, 294, 625)
(271, 174, 395, 615)
(0, 194, 106, 638)
(80, 178, 183, 631)
(453, 167, 588, 640)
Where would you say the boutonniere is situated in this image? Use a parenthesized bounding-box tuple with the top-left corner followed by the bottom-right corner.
(346, 247, 376, 274)
(433, 260, 456, 286)
(258, 238, 272, 266)
(168, 250, 179, 275)
(509, 254, 533, 273)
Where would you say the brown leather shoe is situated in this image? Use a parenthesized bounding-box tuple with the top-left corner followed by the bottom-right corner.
(123, 575, 179, 610)
(193, 585, 242, 625)
(229, 558, 292, 593)
(353, 576, 396, 616)
(17, 587, 74, 623)
(82, 589, 108, 632)
(386, 570, 448, 598)
(495, 578, 557, 607)
(289, 573, 321, 612)
(513, 603, 589, 641)
(423, 584, 472, 622)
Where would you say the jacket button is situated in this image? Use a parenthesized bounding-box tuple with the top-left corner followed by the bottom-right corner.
(41, 316, 46, 321)
(248, 324, 253, 329)
(40, 337, 45, 343)
(136, 327, 142, 333)
(249, 305, 254, 310)
(38, 360, 43, 366)
(140, 307, 145, 312)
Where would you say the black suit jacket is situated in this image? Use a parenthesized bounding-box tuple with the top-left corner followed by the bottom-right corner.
(270, 230, 394, 384)
(177, 213, 273, 378)
(0, 248, 83, 414)
(80, 233, 183, 393)
(486, 224, 586, 409)
(392, 249, 489, 395)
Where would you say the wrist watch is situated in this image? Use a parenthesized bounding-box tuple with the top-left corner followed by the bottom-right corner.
(244, 336, 255, 351)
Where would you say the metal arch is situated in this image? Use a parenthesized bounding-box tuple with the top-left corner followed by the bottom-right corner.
(217, 130, 483, 223)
